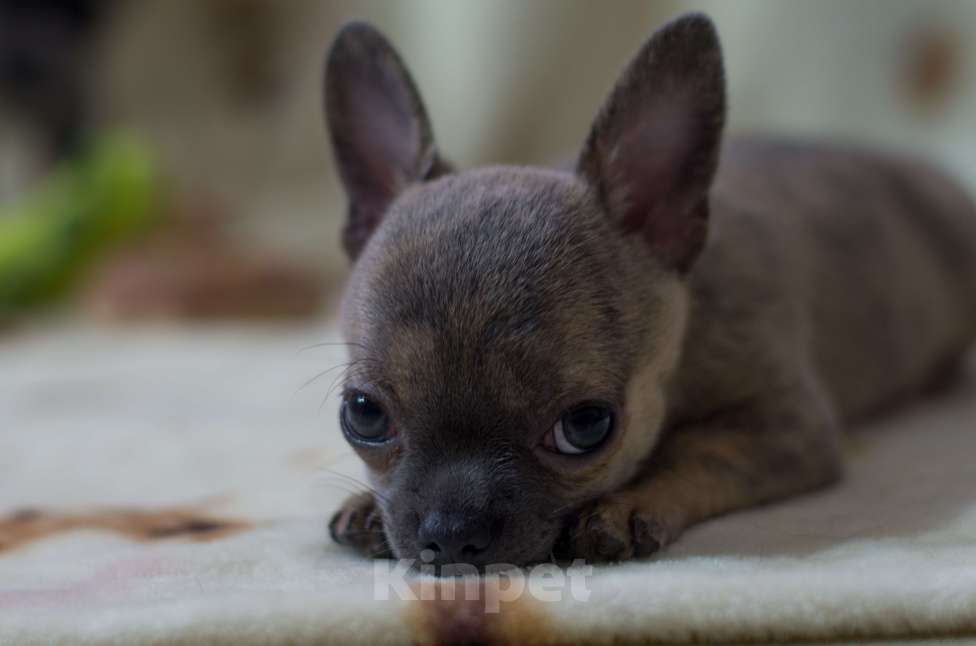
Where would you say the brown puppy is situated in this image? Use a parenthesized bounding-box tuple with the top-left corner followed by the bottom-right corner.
(324, 14, 976, 567)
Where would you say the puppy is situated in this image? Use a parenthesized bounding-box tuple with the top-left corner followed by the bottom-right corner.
(324, 13, 976, 567)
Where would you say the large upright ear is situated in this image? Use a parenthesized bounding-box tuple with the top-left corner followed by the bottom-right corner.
(578, 13, 726, 273)
(324, 22, 448, 260)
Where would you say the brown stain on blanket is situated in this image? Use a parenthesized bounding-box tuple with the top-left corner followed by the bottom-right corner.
(0, 505, 250, 554)
(405, 577, 555, 646)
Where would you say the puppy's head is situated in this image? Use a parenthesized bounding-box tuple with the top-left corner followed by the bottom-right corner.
(324, 14, 725, 567)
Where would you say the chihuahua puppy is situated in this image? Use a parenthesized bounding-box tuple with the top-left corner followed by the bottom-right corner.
(324, 14, 976, 567)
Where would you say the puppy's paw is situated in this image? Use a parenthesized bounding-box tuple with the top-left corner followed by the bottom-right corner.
(329, 493, 392, 558)
(559, 498, 679, 563)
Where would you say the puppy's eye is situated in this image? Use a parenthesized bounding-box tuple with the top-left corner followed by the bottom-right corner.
(545, 404, 614, 455)
(341, 392, 392, 442)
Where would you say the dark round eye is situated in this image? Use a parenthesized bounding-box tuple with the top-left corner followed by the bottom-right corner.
(341, 392, 392, 442)
(547, 404, 614, 455)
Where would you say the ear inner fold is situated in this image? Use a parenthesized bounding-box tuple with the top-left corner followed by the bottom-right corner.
(324, 21, 439, 259)
(578, 13, 726, 273)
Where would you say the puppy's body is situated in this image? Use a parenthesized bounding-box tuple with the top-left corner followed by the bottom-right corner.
(324, 15, 976, 566)
(677, 136, 976, 426)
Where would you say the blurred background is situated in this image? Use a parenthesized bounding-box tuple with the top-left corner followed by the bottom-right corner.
(1, 0, 975, 582)
(1, 0, 974, 327)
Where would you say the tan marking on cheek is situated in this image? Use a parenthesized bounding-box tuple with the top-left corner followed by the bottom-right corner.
(562, 360, 668, 500)
(405, 577, 553, 646)
(600, 280, 690, 492)
(0, 505, 251, 554)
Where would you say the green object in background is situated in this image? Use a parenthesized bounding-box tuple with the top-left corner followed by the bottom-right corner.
(0, 133, 163, 319)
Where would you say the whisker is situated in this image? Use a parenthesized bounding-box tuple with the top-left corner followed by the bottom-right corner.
(318, 467, 392, 506)
(320, 367, 356, 412)
(296, 362, 355, 395)
(294, 340, 369, 356)
(314, 481, 369, 501)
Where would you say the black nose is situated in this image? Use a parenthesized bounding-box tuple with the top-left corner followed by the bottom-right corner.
(418, 511, 495, 563)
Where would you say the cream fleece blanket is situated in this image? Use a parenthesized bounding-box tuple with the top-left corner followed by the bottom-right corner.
(1, 323, 975, 644)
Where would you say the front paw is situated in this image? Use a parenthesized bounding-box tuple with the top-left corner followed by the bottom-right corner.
(558, 498, 678, 563)
(329, 493, 392, 558)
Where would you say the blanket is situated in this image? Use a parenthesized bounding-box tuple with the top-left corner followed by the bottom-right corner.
(1, 323, 975, 644)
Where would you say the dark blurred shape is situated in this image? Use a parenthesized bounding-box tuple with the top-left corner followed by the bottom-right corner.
(900, 23, 963, 115)
(0, 0, 108, 159)
(204, 0, 280, 107)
